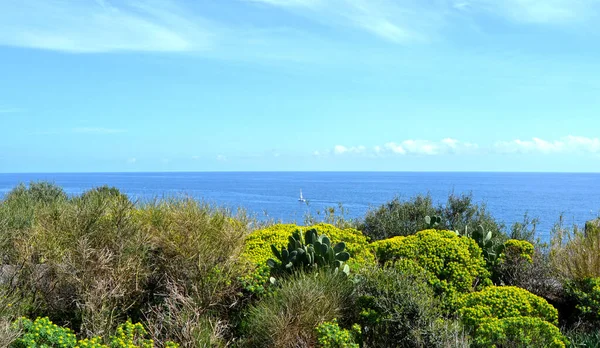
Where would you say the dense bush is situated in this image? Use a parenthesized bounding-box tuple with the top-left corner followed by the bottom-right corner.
(0, 184, 251, 345)
(315, 319, 360, 348)
(371, 229, 489, 307)
(472, 317, 566, 348)
(565, 277, 600, 323)
(242, 271, 354, 347)
(458, 286, 559, 327)
(354, 261, 470, 347)
(240, 223, 374, 292)
(458, 286, 565, 347)
(11, 317, 177, 348)
(360, 193, 504, 241)
(495, 239, 535, 285)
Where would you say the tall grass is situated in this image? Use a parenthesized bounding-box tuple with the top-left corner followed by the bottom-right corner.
(551, 216, 600, 280)
(243, 271, 355, 347)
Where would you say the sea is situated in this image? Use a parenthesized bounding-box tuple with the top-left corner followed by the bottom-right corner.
(1, 172, 599, 241)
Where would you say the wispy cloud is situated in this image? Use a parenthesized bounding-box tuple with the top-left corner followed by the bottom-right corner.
(72, 127, 126, 134)
(461, 0, 599, 24)
(495, 136, 600, 154)
(0, 107, 24, 114)
(246, 0, 448, 43)
(0, 0, 215, 53)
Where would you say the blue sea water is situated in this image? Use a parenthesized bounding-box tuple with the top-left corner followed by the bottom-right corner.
(1, 172, 599, 241)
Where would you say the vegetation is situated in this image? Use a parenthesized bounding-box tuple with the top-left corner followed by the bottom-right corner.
(0, 182, 598, 347)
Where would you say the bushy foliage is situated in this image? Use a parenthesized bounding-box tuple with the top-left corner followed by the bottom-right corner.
(0, 184, 251, 345)
(458, 286, 559, 327)
(315, 319, 360, 348)
(11, 317, 176, 348)
(458, 286, 564, 347)
(472, 317, 566, 348)
(495, 239, 535, 285)
(354, 261, 470, 347)
(565, 277, 600, 323)
(242, 271, 354, 347)
(551, 218, 600, 280)
(241, 223, 374, 292)
(360, 193, 504, 241)
(371, 229, 489, 307)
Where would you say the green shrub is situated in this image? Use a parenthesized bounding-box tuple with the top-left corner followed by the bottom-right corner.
(458, 286, 564, 347)
(354, 261, 470, 347)
(565, 277, 600, 323)
(458, 286, 559, 328)
(11, 317, 178, 348)
(241, 223, 374, 293)
(360, 193, 504, 241)
(315, 319, 360, 348)
(371, 229, 489, 308)
(473, 317, 566, 348)
(495, 239, 535, 286)
(242, 271, 354, 347)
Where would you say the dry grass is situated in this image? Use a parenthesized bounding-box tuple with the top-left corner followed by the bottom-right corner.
(551, 217, 600, 280)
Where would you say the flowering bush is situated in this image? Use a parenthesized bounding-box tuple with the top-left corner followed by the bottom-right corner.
(240, 223, 375, 292)
(315, 319, 360, 348)
(457, 286, 565, 347)
(458, 286, 559, 327)
(473, 317, 566, 348)
(10, 317, 178, 348)
(371, 229, 490, 308)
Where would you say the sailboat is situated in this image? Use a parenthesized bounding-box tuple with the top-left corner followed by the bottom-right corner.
(298, 189, 306, 202)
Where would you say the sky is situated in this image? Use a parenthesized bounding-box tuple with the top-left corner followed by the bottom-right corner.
(1, 0, 600, 172)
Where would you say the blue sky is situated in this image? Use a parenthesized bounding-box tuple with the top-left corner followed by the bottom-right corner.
(1, 0, 600, 172)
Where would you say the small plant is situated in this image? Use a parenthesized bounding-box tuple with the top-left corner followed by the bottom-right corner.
(267, 229, 350, 277)
(315, 319, 360, 348)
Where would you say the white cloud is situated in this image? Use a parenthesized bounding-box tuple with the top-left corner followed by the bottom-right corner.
(72, 127, 126, 134)
(495, 135, 600, 154)
(216, 155, 227, 162)
(334, 145, 365, 155)
(333, 138, 478, 156)
(127, 157, 137, 164)
(0, 0, 214, 53)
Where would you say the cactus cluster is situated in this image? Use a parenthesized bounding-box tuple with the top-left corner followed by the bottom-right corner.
(425, 215, 442, 229)
(267, 228, 351, 276)
(472, 225, 505, 265)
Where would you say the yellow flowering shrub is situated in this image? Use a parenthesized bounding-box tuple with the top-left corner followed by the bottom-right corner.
(240, 223, 375, 292)
(371, 229, 490, 307)
(11, 317, 179, 348)
(457, 286, 565, 347)
(501, 239, 534, 263)
(458, 285, 559, 327)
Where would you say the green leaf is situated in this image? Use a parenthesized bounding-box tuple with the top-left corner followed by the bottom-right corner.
(270, 244, 281, 260)
(336, 251, 350, 262)
(266, 259, 276, 268)
(333, 242, 346, 253)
